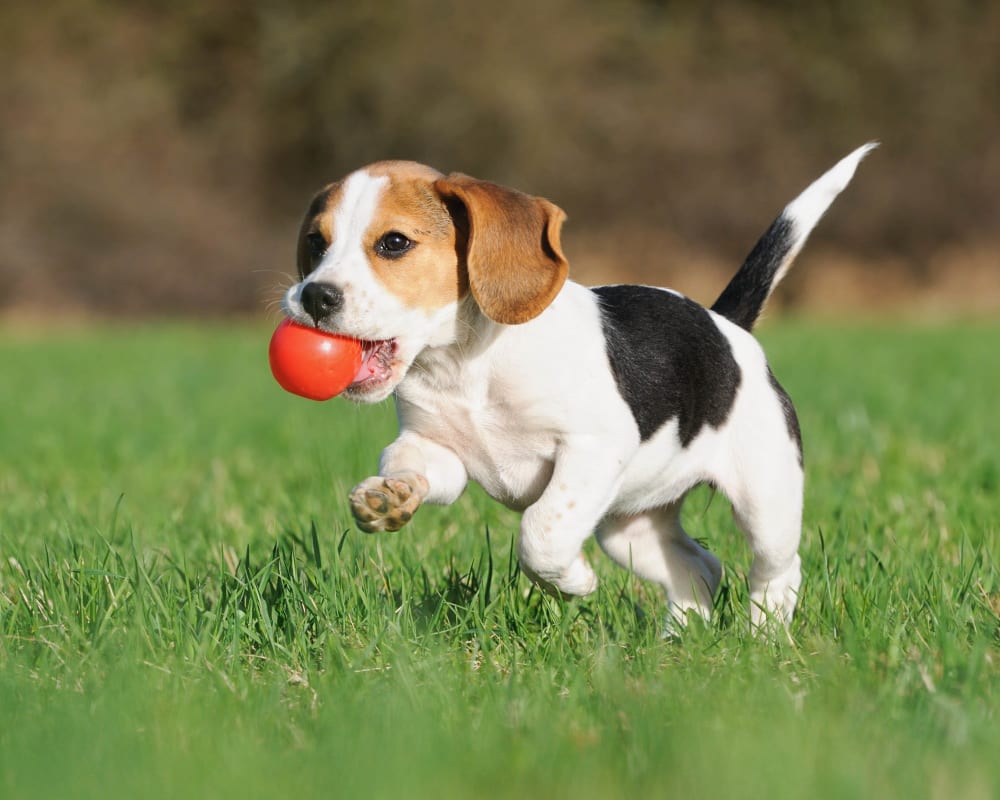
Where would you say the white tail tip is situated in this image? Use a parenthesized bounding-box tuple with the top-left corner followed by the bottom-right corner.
(784, 141, 878, 236)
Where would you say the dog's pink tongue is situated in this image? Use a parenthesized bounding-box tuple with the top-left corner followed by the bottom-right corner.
(352, 351, 378, 384)
(351, 342, 391, 386)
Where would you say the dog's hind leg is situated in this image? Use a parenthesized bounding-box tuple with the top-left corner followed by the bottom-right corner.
(725, 453, 804, 631)
(596, 502, 722, 629)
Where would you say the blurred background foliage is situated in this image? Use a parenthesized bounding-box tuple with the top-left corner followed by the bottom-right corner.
(1, 0, 997, 316)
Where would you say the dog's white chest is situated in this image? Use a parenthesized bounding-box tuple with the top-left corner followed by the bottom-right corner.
(396, 380, 557, 510)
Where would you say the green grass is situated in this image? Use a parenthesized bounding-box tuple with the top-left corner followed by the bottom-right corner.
(1, 320, 997, 799)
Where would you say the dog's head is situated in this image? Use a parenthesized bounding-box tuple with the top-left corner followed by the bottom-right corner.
(282, 161, 568, 402)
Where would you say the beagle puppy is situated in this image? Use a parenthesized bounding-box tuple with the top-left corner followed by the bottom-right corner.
(282, 145, 875, 630)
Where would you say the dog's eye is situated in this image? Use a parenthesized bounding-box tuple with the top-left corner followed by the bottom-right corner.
(375, 231, 413, 259)
(306, 231, 328, 261)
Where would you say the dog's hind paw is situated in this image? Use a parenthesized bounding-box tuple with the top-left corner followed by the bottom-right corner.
(350, 473, 428, 533)
(522, 554, 599, 599)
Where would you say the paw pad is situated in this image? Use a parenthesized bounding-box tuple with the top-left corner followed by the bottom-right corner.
(349, 474, 426, 533)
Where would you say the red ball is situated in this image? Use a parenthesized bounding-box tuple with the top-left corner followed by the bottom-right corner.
(268, 320, 363, 401)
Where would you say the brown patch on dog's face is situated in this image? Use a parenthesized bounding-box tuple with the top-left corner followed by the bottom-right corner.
(361, 162, 470, 312)
(296, 182, 343, 279)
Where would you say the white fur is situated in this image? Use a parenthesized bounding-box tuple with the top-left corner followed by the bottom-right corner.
(773, 142, 878, 285)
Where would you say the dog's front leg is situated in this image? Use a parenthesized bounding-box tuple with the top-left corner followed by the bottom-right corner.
(517, 440, 631, 597)
(350, 430, 468, 533)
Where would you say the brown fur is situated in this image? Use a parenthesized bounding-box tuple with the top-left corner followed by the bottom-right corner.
(434, 174, 568, 324)
(363, 163, 469, 311)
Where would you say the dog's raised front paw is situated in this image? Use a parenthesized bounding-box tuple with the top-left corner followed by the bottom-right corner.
(350, 473, 428, 533)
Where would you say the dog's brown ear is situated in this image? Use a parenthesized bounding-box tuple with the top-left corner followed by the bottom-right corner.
(434, 174, 568, 325)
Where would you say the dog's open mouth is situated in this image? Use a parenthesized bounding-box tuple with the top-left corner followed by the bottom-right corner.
(348, 338, 397, 392)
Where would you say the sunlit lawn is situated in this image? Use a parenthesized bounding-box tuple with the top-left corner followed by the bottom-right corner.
(1, 320, 997, 799)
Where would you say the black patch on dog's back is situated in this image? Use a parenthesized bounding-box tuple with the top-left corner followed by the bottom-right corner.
(594, 285, 741, 444)
(767, 367, 803, 466)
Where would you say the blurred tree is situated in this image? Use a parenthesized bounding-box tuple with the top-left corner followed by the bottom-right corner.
(0, 0, 997, 314)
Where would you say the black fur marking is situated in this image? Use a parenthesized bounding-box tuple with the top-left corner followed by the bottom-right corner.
(297, 185, 337, 278)
(767, 367, 803, 466)
(711, 214, 794, 332)
(594, 285, 741, 444)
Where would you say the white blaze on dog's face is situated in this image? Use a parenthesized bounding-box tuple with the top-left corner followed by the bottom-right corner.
(282, 160, 568, 403)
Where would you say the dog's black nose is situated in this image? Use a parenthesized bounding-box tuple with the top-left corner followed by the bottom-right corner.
(300, 281, 344, 325)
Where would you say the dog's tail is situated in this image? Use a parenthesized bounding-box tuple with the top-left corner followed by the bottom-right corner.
(711, 142, 878, 332)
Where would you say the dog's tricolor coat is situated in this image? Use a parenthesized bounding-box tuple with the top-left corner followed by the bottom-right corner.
(282, 145, 875, 630)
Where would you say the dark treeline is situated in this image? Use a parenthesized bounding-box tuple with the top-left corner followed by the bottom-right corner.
(2, 0, 997, 315)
